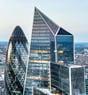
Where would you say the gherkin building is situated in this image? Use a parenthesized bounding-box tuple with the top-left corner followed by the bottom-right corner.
(5, 26, 28, 95)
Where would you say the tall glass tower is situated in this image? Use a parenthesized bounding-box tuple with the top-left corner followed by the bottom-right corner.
(5, 26, 28, 95)
(24, 7, 74, 95)
(24, 7, 56, 95)
(55, 28, 74, 64)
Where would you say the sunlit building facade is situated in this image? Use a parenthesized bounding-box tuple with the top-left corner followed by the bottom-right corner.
(5, 26, 28, 95)
(24, 7, 74, 95)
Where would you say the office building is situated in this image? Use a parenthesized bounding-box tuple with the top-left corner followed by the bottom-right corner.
(24, 7, 74, 95)
(84, 65, 88, 95)
(51, 63, 85, 95)
(24, 7, 55, 95)
(56, 28, 74, 64)
(5, 26, 28, 95)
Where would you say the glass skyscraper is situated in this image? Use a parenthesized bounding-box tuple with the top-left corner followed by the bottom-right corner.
(24, 7, 55, 95)
(5, 26, 28, 95)
(24, 7, 74, 95)
(56, 28, 74, 64)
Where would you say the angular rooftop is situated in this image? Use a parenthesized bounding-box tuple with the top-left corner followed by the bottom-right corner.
(35, 7, 59, 35)
(35, 7, 72, 36)
(57, 27, 72, 35)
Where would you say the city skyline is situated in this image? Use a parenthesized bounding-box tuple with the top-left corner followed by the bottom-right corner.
(1, 3, 88, 94)
(5, 7, 75, 95)
(0, 0, 88, 42)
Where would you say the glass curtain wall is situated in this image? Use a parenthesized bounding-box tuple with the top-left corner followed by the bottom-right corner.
(5, 26, 28, 95)
(24, 8, 56, 95)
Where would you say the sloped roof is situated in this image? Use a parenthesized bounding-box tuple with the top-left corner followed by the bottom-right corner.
(35, 7, 73, 36)
(57, 27, 72, 35)
(35, 7, 59, 35)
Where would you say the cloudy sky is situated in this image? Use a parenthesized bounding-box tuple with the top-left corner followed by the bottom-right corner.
(0, 0, 88, 42)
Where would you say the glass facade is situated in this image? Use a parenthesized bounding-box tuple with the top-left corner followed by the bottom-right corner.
(51, 63, 85, 95)
(51, 63, 69, 95)
(56, 28, 74, 64)
(5, 26, 28, 95)
(71, 67, 85, 95)
(24, 7, 56, 95)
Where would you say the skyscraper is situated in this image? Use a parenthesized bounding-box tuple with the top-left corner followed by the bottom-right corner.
(5, 26, 28, 95)
(24, 7, 74, 95)
(24, 7, 55, 95)
(56, 28, 74, 64)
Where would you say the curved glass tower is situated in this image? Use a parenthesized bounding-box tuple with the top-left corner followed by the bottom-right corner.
(5, 26, 28, 95)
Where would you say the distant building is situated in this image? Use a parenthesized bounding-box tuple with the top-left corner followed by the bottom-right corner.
(51, 63, 85, 95)
(5, 26, 28, 95)
(75, 53, 88, 65)
(84, 65, 88, 95)
(24, 7, 74, 95)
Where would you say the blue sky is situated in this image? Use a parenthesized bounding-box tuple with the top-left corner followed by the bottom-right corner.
(0, 0, 88, 42)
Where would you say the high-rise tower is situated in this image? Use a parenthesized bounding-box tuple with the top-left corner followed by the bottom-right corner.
(55, 28, 74, 64)
(5, 26, 28, 95)
(24, 7, 55, 95)
(24, 7, 74, 95)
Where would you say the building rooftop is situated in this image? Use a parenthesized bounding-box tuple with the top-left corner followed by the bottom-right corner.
(10, 26, 28, 43)
(57, 27, 72, 35)
(35, 7, 59, 35)
(35, 7, 72, 36)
